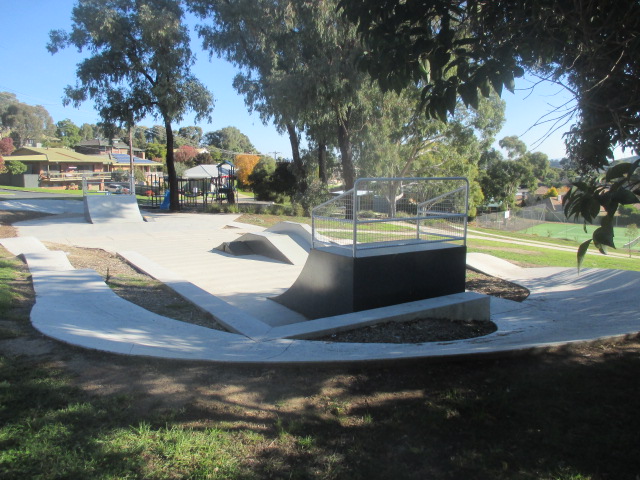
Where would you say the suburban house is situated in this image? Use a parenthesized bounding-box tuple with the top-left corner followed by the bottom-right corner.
(4, 147, 161, 189)
(74, 138, 146, 159)
(107, 153, 162, 176)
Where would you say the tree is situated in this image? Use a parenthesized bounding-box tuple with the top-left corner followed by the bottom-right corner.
(340, 0, 640, 172)
(177, 126, 203, 146)
(188, 0, 373, 196)
(194, 151, 212, 165)
(174, 145, 198, 164)
(146, 125, 167, 144)
(146, 142, 167, 162)
(499, 136, 527, 161)
(56, 119, 82, 147)
(48, 0, 213, 211)
(478, 158, 532, 210)
(1, 101, 55, 147)
(355, 86, 505, 216)
(79, 123, 96, 140)
(234, 154, 261, 188)
(0, 137, 15, 156)
(201, 127, 256, 153)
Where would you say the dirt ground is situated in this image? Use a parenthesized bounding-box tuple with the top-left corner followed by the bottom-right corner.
(2, 209, 635, 420)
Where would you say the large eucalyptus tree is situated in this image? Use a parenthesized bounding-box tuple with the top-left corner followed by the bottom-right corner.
(187, 0, 374, 192)
(48, 0, 213, 210)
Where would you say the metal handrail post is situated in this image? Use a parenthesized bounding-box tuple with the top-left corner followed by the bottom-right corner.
(352, 180, 359, 257)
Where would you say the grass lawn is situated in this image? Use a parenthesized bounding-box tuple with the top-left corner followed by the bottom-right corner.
(521, 222, 637, 246)
(1, 213, 640, 479)
(468, 238, 640, 271)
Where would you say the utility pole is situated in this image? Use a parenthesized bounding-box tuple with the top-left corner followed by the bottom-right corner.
(271, 151, 280, 161)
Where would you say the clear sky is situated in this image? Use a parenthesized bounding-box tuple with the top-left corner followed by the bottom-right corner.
(2, 0, 625, 161)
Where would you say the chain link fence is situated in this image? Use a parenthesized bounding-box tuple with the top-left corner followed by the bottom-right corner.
(474, 206, 584, 232)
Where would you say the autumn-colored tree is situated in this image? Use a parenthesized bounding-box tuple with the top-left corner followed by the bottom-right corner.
(0, 155, 5, 173)
(0, 137, 15, 156)
(174, 145, 198, 164)
(234, 154, 261, 187)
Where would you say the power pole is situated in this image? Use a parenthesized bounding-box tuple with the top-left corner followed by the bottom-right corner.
(271, 151, 280, 161)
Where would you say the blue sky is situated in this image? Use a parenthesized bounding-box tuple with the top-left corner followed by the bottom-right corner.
(2, 0, 622, 161)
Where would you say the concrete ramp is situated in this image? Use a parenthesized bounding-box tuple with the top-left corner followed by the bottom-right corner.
(264, 221, 312, 250)
(83, 195, 144, 224)
(217, 231, 308, 265)
(216, 221, 311, 265)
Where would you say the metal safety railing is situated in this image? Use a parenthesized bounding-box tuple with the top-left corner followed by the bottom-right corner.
(311, 177, 469, 256)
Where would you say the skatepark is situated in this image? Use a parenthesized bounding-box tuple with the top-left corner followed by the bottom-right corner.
(1, 181, 639, 364)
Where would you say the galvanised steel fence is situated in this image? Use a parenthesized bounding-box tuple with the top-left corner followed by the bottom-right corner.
(312, 177, 469, 256)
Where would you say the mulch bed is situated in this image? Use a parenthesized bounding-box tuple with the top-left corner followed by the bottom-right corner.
(317, 271, 528, 343)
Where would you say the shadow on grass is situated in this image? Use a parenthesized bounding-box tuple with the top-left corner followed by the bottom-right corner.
(2, 338, 639, 480)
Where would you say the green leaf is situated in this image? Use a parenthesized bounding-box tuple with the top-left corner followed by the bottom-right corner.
(503, 71, 516, 93)
(577, 239, 592, 272)
(593, 225, 615, 249)
(611, 188, 638, 205)
(605, 162, 632, 181)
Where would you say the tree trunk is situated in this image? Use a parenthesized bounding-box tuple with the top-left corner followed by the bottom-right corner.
(337, 115, 356, 219)
(286, 122, 307, 193)
(337, 121, 355, 191)
(164, 118, 180, 211)
(318, 142, 328, 184)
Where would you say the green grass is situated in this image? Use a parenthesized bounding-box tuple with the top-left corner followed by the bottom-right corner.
(0, 185, 84, 198)
(468, 237, 640, 270)
(0, 258, 21, 314)
(521, 222, 637, 245)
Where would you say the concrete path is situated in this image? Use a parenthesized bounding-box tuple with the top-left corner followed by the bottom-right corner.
(1, 200, 639, 364)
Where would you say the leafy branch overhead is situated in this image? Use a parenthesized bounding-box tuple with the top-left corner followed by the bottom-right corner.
(339, 0, 640, 174)
(563, 159, 640, 269)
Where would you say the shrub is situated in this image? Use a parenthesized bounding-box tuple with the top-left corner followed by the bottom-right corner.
(292, 180, 330, 215)
(5, 160, 27, 175)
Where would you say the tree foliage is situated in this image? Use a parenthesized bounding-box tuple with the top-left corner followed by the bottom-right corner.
(174, 145, 198, 164)
(234, 154, 261, 187)
(0, 137, 15, 156)
(188, 0, 374, 194)
(48, 0, 213, 210)
(202, 127, 256, 153)
(5, 160, 27, 175)
(0, 94, 55, 147)
(339, 0, 640, 175)
(563, 159, 640, 268)
(56, 119, 82, 147)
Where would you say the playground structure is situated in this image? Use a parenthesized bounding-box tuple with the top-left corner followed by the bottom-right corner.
(274, 177, 470, 318)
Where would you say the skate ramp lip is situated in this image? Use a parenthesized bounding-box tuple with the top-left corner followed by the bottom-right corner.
(83, 194, 144, 223)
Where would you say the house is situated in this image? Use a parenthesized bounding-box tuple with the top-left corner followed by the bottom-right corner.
(4, 147, 162, 189)
(107, 153, 162, 177)
(75, 138, 146, 159)
(7, 147, 109, 189)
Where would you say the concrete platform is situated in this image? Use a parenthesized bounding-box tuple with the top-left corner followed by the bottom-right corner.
(1, 201, 639, 364)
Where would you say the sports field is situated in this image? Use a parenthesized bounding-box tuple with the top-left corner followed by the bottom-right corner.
(522, 222, 639, 246)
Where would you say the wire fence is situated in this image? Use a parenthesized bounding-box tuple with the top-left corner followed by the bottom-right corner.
(473, 206, 587, 231)
(312, 177, 469, 256)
